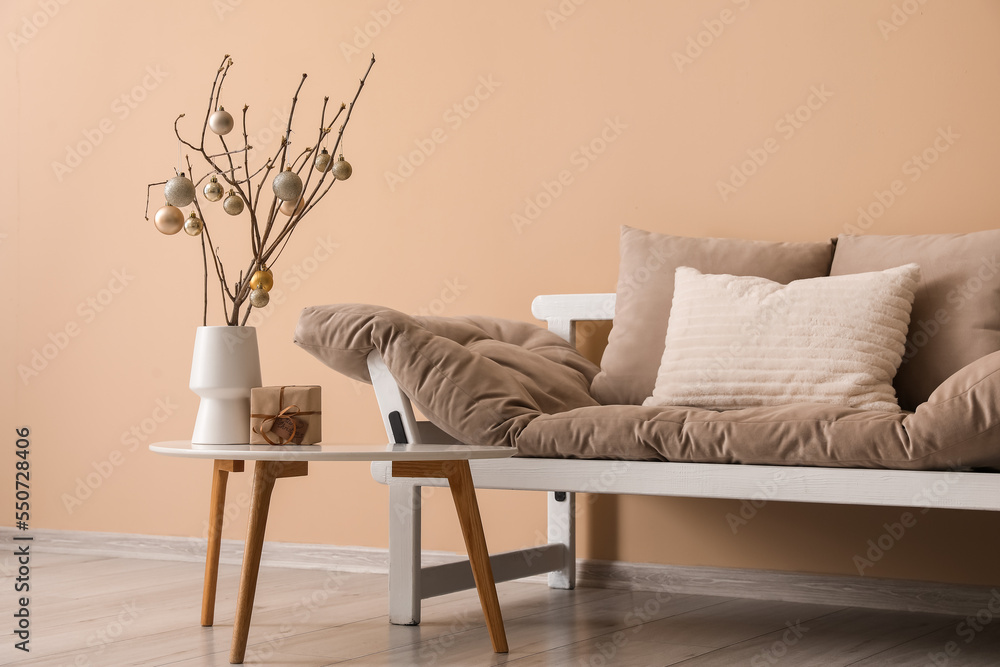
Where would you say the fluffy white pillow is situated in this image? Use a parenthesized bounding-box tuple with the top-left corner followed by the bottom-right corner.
(644, 263, 920, 412)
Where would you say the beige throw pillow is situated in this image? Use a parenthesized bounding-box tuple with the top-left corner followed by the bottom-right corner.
(644, 264, 921, 412)
(592, 227, 834, 405)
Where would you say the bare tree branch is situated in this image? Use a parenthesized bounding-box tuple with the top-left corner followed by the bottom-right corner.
(144, 54, 376, 326)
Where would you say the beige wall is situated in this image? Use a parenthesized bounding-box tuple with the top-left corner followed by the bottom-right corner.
(4, 0, 1000, 586)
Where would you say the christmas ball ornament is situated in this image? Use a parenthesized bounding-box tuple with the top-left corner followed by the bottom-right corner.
(164, 174, 196, 207)
(183, 211, 204, 236)
(203, 176, 224, 202)
(223, 190, 244, 215)
(249, 288, 270, 308)
(314, 148, 332, 173)
(279, 197, 305, 216)
(250, 267, 274, 292)
(272, 168, 303, 201)
(209, 107, 234, 135)
(332, 154, 352, 180)
(154, 205, 185, 235)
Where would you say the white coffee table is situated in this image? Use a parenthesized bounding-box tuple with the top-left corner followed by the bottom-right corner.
(150, 441, 516, 663)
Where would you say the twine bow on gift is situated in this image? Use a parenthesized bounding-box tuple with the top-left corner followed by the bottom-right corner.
(251, 387, 318, 445)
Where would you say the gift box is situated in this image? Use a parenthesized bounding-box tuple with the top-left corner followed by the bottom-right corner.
(250, 385, 322, 445)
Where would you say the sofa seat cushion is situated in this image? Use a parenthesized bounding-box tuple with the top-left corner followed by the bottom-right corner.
(517, 403, 910, 465)
(296, 304, 1000, 470)
(524, 350, 1000, 469)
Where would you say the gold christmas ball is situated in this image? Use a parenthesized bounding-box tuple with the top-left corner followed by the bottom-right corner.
(272, 168, 303, 201)
(332, 154, 352, 181)
(164, 174, 196, 207)
(154, 205, 184, 235)
(223, 190, 244, 215)
(279, 197, 305, 216)
(209, 107, 234, 135)
(250, 268, 274, 292)
(249, 288, 270, 308)
(314, 148, 332, 173)
(203, 176, 224, 202)
(183, 211, 204, 236)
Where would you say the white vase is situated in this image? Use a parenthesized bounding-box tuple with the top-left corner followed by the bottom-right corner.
(190, 326, 262, 445)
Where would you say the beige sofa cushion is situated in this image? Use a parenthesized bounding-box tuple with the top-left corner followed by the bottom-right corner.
(296, 303, 1000, 470)
(645, 264, 919, 412)
(591, 227, 835, 405)
(519, 345, 1000, 468)
(830, 231, 1000, 411)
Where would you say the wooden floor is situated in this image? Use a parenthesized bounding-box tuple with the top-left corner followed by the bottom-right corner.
(6, 552, 1000, 666)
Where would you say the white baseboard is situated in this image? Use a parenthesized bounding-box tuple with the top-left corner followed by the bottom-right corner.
(8, 528, 994, 616)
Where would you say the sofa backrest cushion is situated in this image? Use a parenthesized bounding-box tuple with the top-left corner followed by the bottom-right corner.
(829, 230, 1000, 411)
(591, 226, 835, 405)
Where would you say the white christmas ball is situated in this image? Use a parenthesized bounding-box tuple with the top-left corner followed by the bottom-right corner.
(209, 108, 234, 135)
(154, 205, 184, 235)
(280, 197, 305, 216)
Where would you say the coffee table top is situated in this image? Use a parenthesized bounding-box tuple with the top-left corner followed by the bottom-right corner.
(149, 440, 516, 462)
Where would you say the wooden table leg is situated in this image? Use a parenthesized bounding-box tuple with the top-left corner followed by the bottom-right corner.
(202, 459, 244, 627)
(444, 461, 508, 653)
(392, 460, 508, 653)
(230, 460, 308, 665)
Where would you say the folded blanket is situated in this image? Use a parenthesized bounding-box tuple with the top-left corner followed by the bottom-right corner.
(294, 304, 600, 449)
(294, 304, 1000, 471)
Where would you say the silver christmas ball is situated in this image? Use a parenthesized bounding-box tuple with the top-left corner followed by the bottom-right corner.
(183, 212, 204, 236)
(332, 155, 352, 181)
(272, 168, 303, 201)
(249, 288, 270, 308)
(203, 176, 224, 202)
(153, 205, 184, 235)
(223, 190, 244, 216)
(164, 174, 196, 207)
(209, 107, 234, 135)
(314, 148, 332, 173)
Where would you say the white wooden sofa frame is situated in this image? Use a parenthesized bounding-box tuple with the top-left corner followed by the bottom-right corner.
(368, 293, 1000, 625)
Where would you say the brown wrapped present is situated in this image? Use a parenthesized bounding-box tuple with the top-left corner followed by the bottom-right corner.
(250, 385, 322, 445)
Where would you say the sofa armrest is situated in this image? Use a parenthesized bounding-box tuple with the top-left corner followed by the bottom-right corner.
(531, 294, 616, 344)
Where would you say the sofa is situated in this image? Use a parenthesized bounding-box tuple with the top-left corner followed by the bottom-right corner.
(295, 227, 1000, 471)
(292, 226, 1000, 623)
